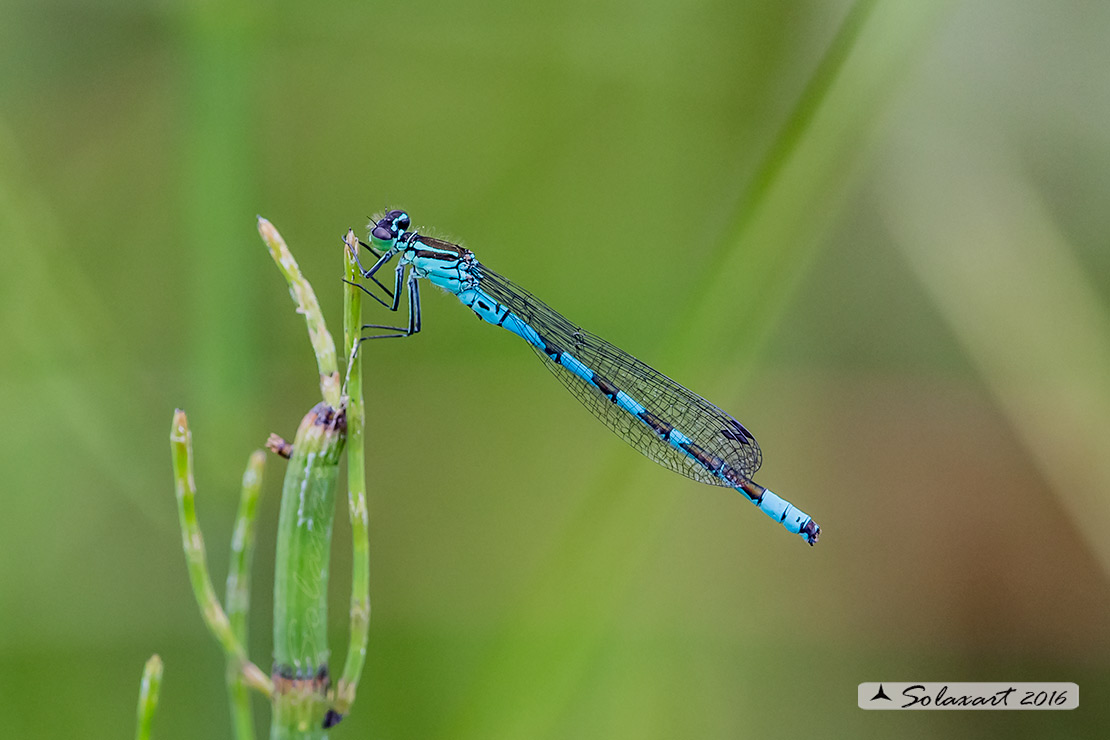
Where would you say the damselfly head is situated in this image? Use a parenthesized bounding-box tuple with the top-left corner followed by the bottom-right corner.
(370, 209, 411, 248)
(387, 209, 410, 231)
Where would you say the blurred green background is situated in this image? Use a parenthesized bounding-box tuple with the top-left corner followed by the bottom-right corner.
(2, 0, 1109, 737)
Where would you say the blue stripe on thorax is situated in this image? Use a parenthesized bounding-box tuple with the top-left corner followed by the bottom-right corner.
(408, 243, 469, 284)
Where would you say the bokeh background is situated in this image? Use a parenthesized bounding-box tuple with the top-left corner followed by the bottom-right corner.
(2, 0, 1109, 737)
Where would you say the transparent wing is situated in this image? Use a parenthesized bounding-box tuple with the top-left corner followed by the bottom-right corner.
(474, 262, 762, 483)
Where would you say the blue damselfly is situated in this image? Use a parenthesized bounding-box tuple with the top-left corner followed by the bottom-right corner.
(349, 210, 820, 545)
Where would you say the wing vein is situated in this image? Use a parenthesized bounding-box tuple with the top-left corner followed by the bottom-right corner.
(473, 262, 762, 483)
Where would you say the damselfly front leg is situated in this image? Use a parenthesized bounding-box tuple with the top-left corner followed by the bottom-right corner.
(357, 238, 400, 301)
(343, 238, 400, 309)
(359, 267, 422, 340)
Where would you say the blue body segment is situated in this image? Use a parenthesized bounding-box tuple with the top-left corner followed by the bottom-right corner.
(356, 211, 820, 545)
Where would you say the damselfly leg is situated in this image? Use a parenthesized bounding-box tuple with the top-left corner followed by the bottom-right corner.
(343, 237, 399, 308)
(356, 239, 397, 299)
(359, 269, 421, 340)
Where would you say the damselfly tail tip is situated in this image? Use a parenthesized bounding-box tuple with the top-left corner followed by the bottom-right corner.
(802, 520, 820, 546)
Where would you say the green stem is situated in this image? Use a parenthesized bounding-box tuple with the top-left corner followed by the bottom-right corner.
(334, 230, 371, 718)
(271, 403, 346, 737)
(134, 654, 163, 740)
(257, 217, 341, 407)
(171, 409, 272, 697)
(226, 449, 266, 740)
